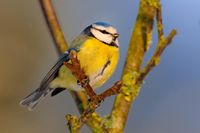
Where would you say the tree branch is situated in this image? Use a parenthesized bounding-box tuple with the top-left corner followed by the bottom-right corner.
(107, 1, 158, 131)
(156, 4, 164, 39)
(107, 0, 177, 132)
(39, 0, 68, 54)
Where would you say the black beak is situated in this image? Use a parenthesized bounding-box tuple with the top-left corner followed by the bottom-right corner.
(113, 33, 119, 38)
(112, 33, 119, 42)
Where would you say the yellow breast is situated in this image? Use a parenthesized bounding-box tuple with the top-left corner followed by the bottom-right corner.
(77, 37, 119, 88)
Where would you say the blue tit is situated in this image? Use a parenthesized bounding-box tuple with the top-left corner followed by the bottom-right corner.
(20, 22, 120, 110)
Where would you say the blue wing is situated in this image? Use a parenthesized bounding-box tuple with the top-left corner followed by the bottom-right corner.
(40, 47, 79, 90)
(39, 53, 70, 90)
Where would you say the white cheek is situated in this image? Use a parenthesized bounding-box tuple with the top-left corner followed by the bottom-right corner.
(91, 28, 113, 44)
(107, 27, 117, 35)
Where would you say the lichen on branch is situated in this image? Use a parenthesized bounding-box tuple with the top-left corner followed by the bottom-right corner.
(107, 0, 177, 132)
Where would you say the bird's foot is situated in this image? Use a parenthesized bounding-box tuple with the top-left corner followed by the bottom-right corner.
(80, 76, 90, 88)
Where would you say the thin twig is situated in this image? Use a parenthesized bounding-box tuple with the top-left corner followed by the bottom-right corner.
(98, 81, 122, 100)
(156, 5, 164, 39)
(137, 29, 177, 83)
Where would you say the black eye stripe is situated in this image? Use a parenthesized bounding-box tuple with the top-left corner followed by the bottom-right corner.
(100, 30, 110, 34)
(92, 27, 114, 36)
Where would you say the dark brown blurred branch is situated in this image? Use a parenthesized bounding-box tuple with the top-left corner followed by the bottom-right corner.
(39, 0, 89, 109)
(39, 0, 104, 132)
(39, 0, 68, 54)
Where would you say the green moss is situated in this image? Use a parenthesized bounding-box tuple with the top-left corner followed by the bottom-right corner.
(146, 0, 160, 8)
(104, 117, 114, 129)
(154, 57, 161, 66)
(121, 72, 141, 102)
(146, 32, 153, 51)
(65, 114, 81, 133)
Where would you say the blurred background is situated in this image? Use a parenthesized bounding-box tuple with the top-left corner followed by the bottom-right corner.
(0, 0, 200, 133)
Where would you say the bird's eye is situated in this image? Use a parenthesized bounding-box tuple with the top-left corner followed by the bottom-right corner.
(101, 30, 110, 34)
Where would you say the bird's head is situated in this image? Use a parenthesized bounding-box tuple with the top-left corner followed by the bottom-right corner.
(83, 22, 119, 48)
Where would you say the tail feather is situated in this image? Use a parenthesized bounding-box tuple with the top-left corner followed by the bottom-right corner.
(20, 88, 52, 111)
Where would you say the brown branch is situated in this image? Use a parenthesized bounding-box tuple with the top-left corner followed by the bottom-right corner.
(98, 81, 122, 100)
(64, 50, 122, 125)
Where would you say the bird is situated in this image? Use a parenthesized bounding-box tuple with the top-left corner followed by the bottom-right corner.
(20, 22, 120, 111)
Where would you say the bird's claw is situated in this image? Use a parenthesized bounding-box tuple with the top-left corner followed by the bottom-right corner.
(81, 76, 90, 88)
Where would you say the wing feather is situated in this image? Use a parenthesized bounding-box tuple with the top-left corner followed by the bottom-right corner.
(39, 53, 69, 91)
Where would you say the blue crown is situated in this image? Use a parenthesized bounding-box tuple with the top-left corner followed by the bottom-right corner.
(94, 22, 112, 27)
(82, 22, 112, 35)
